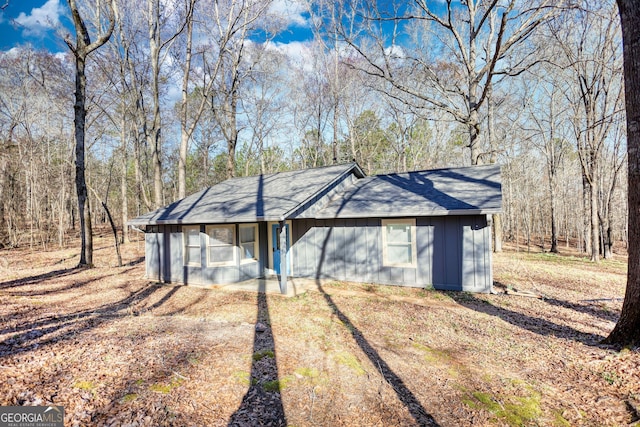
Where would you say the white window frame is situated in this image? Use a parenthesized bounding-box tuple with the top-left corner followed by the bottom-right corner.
(183, 225, 201, 267)
(381, 219, 417, 268)
(206, 224, 237, 267)
(239, 223, 259, 263)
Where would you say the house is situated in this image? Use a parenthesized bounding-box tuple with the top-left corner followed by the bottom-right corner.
(128, 162, 502, 293)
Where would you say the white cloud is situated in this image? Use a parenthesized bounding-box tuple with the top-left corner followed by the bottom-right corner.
(385, 44, 406, 59)
(268, 0, 309, 29)
(266, 40, 314, 70)
(2, 46, 22, 58)
(14, 0, 63, 37)
(53, 51, 68, 62)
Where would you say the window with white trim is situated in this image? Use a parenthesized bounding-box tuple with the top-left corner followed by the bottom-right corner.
(239, 224, 259, 262)
(381, 219, 417, 267)
(206, 224, 236, 266)
(183, 225, 201, 266)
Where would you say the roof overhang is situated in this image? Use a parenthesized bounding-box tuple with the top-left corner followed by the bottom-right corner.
(312, 208, 501, 220)
(127, 216, 283, 227)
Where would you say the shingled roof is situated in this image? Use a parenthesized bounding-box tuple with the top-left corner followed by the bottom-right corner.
(128, 163, 364, 226)
(315, 164, 502, 219)
(128, 163, 502, 226)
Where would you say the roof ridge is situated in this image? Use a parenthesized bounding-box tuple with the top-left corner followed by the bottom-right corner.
(370, 163, 500, 178)
(224, 162, 359, 183)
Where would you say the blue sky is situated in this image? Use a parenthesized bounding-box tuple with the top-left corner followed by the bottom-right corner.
(0, 0, 314, 53)
(0, 0, 70, 51)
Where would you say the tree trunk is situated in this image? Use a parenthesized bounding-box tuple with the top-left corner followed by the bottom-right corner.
(492, 213, 503, 252)
(151, 89, 163, 208)
(120, 113, 129, 244)
(590, 176, 600, 262)
(178, 2, 195, 199)
(333, 99, 338, 163)
(0, 146, 7, 248)
(468, 112, 481, 166)
(149, 0, 163, 208)
(133, 135, 149, 215)
(605, 222, 614, 259)
(178, 122, 189, 198)
(486, 83, 502, 253)
(227, 134, 237, 179)
(606, 0, 640, 346)
(0, 159, 7, 249)
(66, 0, 114, 266)
(58, 163, 66, 248)
(73, 54, 92, 267)
(84, 195, 93, 266)
(101, 198, 121, 267)
(226, 95, 238, 179)
(549, 178, 559, 253)
(583, 177, 591, 255)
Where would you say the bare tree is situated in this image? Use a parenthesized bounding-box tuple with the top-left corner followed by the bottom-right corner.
(147, 0, 188, 207)
(111, 0, 155, 216)
(65, 0, 115, 267)
(241, 46, 288, 175)
(289, 41, 334, 168)
(550, 2, 624, 261)
(176, 0, 199, 198)
(606, 0, 640, 347)
(522, 69, 572, 253)
(148, 0, 164, 208)
(598, 124, 626, 258)
(0, 49, 75, 249)
(199, 0, 276, 179)
(323, 0, 565, 165)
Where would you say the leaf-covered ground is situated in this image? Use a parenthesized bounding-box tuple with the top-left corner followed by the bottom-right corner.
(0, 236, 638, 426)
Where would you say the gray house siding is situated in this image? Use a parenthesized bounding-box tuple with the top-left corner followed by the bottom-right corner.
(427, 216, 492, 292)
(145, 230, 163, 282)
(145, 215, 491, 292)
(136, 164, 501, 293)
(145, 223, 268, 286)
(290, 215, 491, 292)
(289, 173, 359, 219)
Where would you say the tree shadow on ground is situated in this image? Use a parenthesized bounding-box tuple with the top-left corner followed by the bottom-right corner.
(312, 184, 441, 426)
(124, 256, 145, 266)
(492, 281, 621, 322)
(316, 284, 441, 426)
(228, 289, 287, 426)
(449, 292, 605, 346)
(544, 297, 620, 322)
(0, 280, 183, 357)
(0, 269, 80, 290)
(0, 268, 141, 298)
(151, 287, 213, 317)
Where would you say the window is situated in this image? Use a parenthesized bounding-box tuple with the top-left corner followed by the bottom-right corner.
(382, 219, 417, 267)
(183, 225, 201, 266)
(206, 225, 236, 266)
(239, 224, 259, 262)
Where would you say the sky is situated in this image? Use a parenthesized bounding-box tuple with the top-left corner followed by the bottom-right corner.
(0, 0, 314, 53)
(0, 0, 70, 52)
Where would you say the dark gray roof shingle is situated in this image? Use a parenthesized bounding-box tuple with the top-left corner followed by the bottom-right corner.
(128, 163, 502, 226)
(314, 164, 502, 219)
(128, 163, 361, 225)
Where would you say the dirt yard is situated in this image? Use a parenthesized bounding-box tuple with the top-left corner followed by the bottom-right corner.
(0, 235, 638, 426)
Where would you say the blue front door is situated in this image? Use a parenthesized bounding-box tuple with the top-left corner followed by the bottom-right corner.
(272, 223, 290, 274)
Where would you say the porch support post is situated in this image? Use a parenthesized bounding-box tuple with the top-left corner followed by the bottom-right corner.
(279, 220, 287, 294)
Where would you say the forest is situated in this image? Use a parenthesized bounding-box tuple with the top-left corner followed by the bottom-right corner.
(0, 0, 627, 263)
(2, 1, 640, 424)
